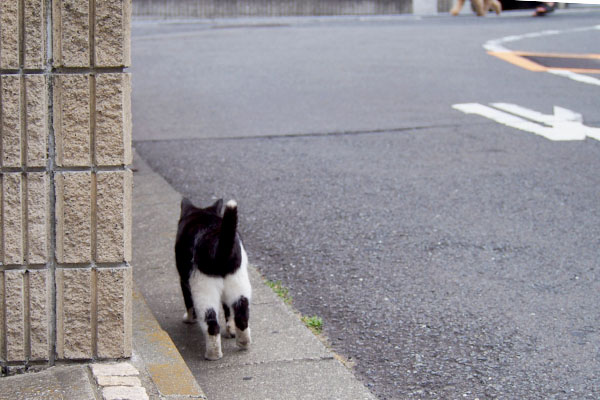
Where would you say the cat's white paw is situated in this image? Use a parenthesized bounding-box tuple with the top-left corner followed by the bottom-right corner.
(236, 328, 251, 350)
(204, 348, 223, 361)
(225, 318, 237, 338)
(182, 308, 197, 324)
(205, 335, 223, 360)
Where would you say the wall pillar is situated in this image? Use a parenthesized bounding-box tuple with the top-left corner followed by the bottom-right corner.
(0, 0, 132, 370)
(412, 0, 439, 14)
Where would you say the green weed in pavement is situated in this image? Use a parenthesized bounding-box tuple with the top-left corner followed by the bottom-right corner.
(265, 280, 292, 304)
(301, 315, 323, 335)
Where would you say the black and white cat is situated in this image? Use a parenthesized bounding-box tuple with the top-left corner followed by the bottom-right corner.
(175, 198, 251, 360)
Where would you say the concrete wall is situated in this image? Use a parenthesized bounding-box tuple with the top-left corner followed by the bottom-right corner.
(0, 0, 132, 371)
(133, 0, 413, 17)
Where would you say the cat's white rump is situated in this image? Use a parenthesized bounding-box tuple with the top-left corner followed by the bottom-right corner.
(190, 272, 224, 317)
(223, 243, 252, 306)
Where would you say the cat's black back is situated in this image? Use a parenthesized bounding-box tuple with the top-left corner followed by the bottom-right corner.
(175, 198, 242, 279)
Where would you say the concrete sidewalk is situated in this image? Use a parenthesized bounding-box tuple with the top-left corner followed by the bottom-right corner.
(0, 152, 375, 399)
(131, 151, 376, 400)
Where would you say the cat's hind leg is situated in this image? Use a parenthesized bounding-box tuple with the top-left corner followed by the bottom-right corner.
(202, 307, 222, 360)
(180, 278, 197, 323)
(176, 244, 197, 323)
(223, 246, 252, 350)
(222, 303, 236, 338)
(223, 294, 251, 349)
(190, 272, 224, 360)
(232, 295, 251, 349)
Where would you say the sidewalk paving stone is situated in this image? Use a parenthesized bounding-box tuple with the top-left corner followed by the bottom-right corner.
(0, 366, 95, 400)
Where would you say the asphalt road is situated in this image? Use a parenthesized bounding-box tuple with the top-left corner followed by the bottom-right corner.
(132, 10, 600, 399)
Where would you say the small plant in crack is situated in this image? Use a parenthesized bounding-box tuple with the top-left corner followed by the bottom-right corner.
(265, 280, 292, 304)
(301, 315, 323, 335)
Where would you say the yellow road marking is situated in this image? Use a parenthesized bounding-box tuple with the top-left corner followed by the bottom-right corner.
(488, 51, 600, 74)
(132, 288, 206, 398)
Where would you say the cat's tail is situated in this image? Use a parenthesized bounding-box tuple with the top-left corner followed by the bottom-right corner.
(216, 200, 238, 263)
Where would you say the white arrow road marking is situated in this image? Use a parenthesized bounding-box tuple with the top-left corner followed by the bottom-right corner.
(452, 103, 577, 141)
(491, 102, 559, 125)
(547, 70, 600, 87)
(452, 103, 599, 142)
(580, 124, 600, 141)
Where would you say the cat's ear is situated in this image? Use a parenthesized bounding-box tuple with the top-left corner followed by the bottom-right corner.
(181, 198, 194, 213)
(209, 199, 224, 215)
